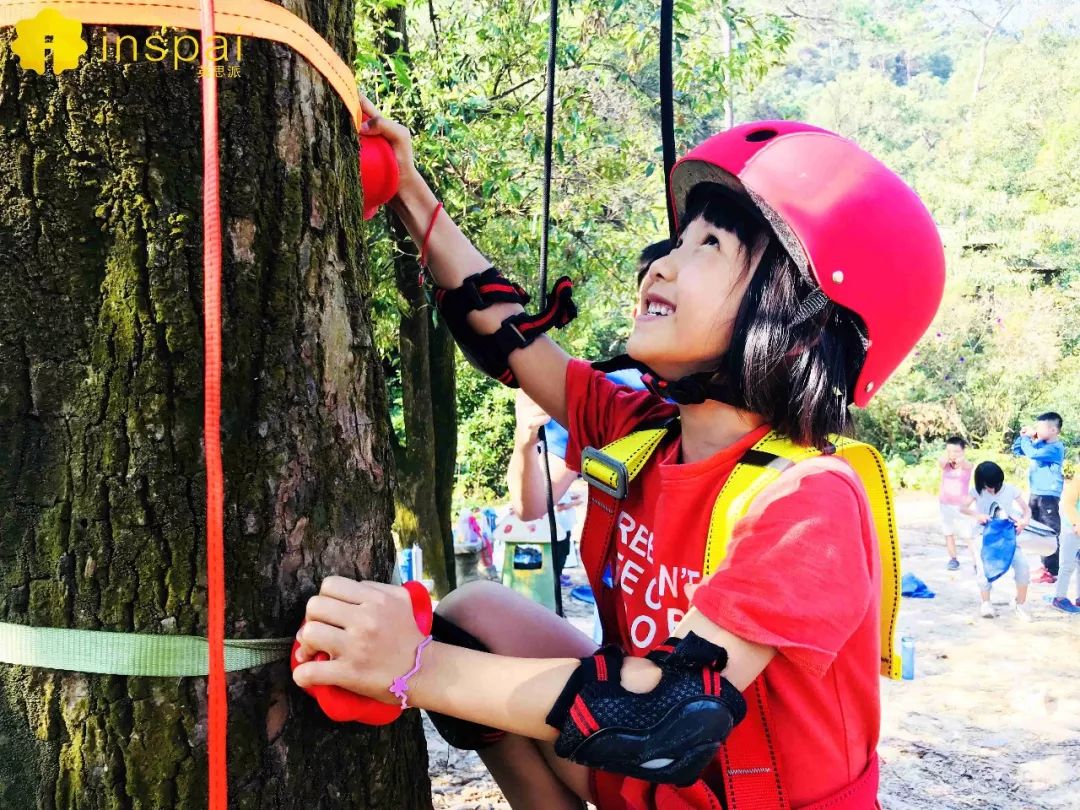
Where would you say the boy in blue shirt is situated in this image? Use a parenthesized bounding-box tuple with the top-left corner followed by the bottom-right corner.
(1013, 411, 1066, 582)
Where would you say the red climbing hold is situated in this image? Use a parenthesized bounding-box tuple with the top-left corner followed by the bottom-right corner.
(359, 120, 400, 220)
(291, 579, 433, 724)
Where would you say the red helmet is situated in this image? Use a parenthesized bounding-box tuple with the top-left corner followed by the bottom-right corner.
(669, 120, 945, 407)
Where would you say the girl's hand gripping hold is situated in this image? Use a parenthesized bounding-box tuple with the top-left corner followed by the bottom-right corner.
(358, 93, 420, 196)
(292, 578, 432, 721)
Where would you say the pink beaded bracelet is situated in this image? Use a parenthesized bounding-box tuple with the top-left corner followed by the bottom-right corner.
(389, 635, 434, 709)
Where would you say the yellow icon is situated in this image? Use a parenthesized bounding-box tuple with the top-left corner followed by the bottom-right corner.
(12, 8, 88, 75)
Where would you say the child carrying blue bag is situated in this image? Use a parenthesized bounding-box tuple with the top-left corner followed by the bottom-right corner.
(963, 462, 1033, 620)
(980, 517, 1018, 585)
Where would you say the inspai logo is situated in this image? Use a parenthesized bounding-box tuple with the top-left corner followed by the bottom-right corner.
(11, 7, 88, 74)
(10, 8, 244, 76)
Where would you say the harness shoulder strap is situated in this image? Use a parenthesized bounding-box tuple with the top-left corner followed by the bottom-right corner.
(704, 432, 901, 679)
(702, 431, 822, 574)
(581, 427, 670, 498)
(710, 432, 896, 810)
(579, 426, 672, 644)
(830, 437, 902, 681)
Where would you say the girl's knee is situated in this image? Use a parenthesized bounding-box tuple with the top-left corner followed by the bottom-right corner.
(436, 580, 528, 652)
(436, 579, 594, 659)
(436, 579, 511, 625)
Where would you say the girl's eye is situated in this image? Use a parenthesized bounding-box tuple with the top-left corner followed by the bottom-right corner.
(675, 238, 684, 248)
(704, 234, 720, 246)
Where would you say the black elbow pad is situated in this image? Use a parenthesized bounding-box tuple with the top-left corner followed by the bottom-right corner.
(433, 267, 576, 386)
(546, 633, 746, 787)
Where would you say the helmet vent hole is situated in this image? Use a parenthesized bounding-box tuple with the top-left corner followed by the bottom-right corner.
(746, 128, 778, 142)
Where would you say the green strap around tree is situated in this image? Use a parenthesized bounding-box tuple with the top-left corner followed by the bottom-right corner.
(0, 621, 292, 677)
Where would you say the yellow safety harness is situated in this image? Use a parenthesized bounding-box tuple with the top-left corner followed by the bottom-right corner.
(579, 424, 899, 808)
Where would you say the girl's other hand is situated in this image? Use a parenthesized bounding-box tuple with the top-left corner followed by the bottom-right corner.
(977, 514, 990, 525)
(292, 578, 425, 702)
(514, 389, 553, 446)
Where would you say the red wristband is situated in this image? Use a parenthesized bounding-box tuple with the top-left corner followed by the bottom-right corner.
(418, 202, 444, 269)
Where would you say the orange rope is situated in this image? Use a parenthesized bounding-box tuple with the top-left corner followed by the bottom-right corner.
(197, 0, 227, 807)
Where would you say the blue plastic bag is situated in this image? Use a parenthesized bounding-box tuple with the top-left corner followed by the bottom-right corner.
(901, 572, 935, 598)
(980, 517, 1018, 583)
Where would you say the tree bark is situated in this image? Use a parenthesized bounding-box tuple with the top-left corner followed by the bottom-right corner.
(0, 10, 430, 810)
(430, 317, 458, 582)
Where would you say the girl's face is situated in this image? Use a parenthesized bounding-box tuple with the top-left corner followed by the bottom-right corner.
(628, 215, 758, 381)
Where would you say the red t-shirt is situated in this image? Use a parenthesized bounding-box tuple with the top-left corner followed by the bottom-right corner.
(563, 360, 881, 808)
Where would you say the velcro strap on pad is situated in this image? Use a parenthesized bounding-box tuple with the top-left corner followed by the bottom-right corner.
(646, 634, 728, 671)
(433, 268, 576, 386)
(433, 266, 530, 313)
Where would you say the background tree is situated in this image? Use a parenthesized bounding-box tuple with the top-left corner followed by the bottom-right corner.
(0, 8, 429, 809)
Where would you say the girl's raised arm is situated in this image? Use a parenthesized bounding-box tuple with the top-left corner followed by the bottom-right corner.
(363, 97, 571, 426)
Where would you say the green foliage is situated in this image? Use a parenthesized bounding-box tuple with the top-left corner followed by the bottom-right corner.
(453, 362, 516, 501)
(357, 0, 792, 496)
(742, 1, 1080, 489)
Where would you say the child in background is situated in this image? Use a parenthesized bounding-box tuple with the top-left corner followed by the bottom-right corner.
(963, 461, 1032, 621)
(938, 436, 973, 571)
(1013, 412, 1065, 582)
(469, 506, 497, 578)
(554, 490, 583, 578)
(1050, 459, 1080, 614)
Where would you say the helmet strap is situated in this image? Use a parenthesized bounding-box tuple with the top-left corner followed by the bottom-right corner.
(591, 355, 741, 407)
(789, 289, 830, 328)
(594, 285, 861, 408)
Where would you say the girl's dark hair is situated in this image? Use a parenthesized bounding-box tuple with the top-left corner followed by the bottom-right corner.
(680, 183, 868, 449)
(973, 461, 1005, 494)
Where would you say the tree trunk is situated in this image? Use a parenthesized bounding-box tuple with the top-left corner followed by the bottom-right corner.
(0, 11, 430, 810)
(378, 3, 457, 598)
(430, 317, 458, 581)
(389, 217, 457, 598)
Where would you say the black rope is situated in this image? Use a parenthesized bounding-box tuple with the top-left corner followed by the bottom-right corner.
(660, 0, 677, 241)
(539, 0, 557, 306)
(538, 0, 563, 616)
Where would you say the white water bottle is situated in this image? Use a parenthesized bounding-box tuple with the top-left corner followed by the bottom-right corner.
(411, 544, 423, 582)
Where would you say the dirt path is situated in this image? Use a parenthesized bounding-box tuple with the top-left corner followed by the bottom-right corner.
(426, 492, 1080, 809)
